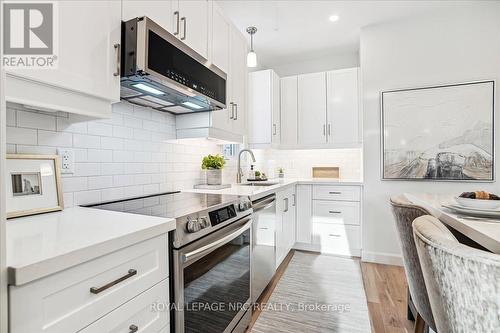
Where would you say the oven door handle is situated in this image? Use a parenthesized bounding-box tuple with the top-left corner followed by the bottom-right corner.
(182, 218, 252, 264)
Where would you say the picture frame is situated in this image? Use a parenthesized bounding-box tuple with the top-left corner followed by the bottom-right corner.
(6, 154, 64, 218)
(381, 80, 495, 182)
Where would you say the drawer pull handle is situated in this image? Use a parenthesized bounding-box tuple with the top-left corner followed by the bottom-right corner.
(329, 211, 342, 214)
(329, 191, 341, 194)
(90, 269, 137, 294)
(259, 227, 268, 230)
(329, 234, 341, 237)
(129, 324, 139, 333)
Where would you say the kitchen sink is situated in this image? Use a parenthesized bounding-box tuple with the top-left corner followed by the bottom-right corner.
(240, 182, 279, 187)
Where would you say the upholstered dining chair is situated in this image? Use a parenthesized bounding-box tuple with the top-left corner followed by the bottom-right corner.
(413, 215, 500, 333)
(390, 195, 436, 333)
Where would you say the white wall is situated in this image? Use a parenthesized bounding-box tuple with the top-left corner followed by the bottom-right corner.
(6, 102, 239, 207)
(253, 148, 362, 180)
(267, 51, 359, 77)
(361, 4, 500, 265)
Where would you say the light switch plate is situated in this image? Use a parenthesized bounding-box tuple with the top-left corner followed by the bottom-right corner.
(57, 148, 75, 174)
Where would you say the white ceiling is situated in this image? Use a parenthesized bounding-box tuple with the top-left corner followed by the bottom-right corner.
(217, 1, 474, 69)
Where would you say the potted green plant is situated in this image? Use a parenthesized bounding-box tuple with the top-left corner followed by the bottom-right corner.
(201, 154, 226, 185)
(278, 167, 285, 178)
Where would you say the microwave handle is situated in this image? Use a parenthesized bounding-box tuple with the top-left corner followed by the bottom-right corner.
(182, 218, 251, 264)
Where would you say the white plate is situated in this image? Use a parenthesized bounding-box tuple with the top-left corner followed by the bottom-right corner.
(443, 204, 500, 219)
(455, 196, 500, 210)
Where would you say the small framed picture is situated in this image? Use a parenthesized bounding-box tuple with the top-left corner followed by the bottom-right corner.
(6, 154, 64, 219)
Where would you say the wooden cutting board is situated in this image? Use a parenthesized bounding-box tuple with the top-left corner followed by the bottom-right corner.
(312, 167, 340, 179)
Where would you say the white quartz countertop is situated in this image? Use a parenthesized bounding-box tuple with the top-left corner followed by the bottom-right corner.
(6, 206, 175, 286)
(184, 178, 363, 200)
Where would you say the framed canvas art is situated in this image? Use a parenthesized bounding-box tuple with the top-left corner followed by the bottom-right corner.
(381, 80, 494, 181)
(6, 154, 64, 218)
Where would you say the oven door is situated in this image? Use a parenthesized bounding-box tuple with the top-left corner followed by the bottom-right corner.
(173, 216, 252, 333)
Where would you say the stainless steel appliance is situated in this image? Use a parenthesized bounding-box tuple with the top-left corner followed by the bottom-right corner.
(85, 192, 253, 333)
(120, 16, 226, 114)
(250, 194, 276, 302)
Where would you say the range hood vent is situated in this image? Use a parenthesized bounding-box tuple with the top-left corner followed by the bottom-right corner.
(121, 17, 226, 115)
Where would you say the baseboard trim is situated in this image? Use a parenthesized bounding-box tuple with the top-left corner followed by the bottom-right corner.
(361, 251, 403, 266)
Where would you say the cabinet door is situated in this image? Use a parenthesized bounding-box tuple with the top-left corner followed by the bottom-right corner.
(178, 0, 209, 59)
(7, 1, 121, 103)
(297, 72, 327, 145)
(275, 190, 287, 269)
(248, 70, 272, 145)
(296, 185, 312, 244)
(271, 71, 281, 145)
(230, 28, 247, 136)
(280, 76, 298, 146)
(122, 1, 174, 32)
(327, 68, 360, 145)
(211, 2, 230, 73)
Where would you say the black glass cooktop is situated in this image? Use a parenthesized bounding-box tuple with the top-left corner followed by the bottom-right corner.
(83, 191, 241, 219)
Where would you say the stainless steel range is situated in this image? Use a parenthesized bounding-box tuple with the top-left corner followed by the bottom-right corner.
(86, 192, 253, 333)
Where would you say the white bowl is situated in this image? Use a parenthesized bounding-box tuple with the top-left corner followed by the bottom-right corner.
(455, 196, 500, 210)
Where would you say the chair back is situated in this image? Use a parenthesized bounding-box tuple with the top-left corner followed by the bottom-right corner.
(413, 215, 500, 333)
(390, 195, 436, 330)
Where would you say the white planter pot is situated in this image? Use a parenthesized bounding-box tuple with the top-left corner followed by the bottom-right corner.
(206, 169, 222, 185)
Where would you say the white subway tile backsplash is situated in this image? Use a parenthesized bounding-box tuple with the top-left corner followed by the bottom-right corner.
(17, 111, 56, 131)
(73, 134, 100, 149)
(38, 130, 72, 147)
(6, 101, 233, 208)
(88, 122, 113, 136)
(7, 126, 38, 145)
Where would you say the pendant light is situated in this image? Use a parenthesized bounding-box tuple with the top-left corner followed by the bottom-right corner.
(246, 26, 258, 68)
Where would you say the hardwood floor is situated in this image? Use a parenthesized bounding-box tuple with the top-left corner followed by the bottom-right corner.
(247, 251, 415, 333)
(360, 262, 415, 333)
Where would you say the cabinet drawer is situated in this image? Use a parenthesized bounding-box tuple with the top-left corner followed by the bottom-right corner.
(10, 234, 168, 333)
(312, 200, 360, 225)
(312, 185, 361, 201)
(312, 223, 361, 256)
(79, 279, 169, 333)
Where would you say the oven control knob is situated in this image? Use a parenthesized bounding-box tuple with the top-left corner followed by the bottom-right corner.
(200, 216, 210, 228)
(186, 218, 201, 233)
(239, 200, 251, 211)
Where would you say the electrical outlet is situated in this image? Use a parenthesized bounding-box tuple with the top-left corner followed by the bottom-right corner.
(57, 148, 75, 174)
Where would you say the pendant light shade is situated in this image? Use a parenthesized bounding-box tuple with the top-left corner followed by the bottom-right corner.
(246, 26, 258, 68)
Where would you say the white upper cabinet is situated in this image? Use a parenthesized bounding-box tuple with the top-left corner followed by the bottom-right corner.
(5, 0, 121, 118)
(280, 76, 298, 147)
(122, 1, 174, 32)
(297, 72, 327, 146)
(229, 29, 247, 136)
(175, 0, 209, 59)
(211, 2, 230, 73)
(327, 68, 360, 146)
(248, 69, 280, 147)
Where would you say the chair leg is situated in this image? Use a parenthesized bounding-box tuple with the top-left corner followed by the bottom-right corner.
(414, 313, 425, 333)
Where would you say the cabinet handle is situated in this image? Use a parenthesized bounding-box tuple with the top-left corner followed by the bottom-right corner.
(292, 194, 296, 206)
(174, 11, 180, 36)
(181, 17, 187, 40)
(328, 123, 331, 136)
(90, 269, 137, 294)
(129, 325, 139, 333)
(329, 234, 341, 237)
(273, 124, 277, 135)
(259, 227, 269, 230)
(113, 43, 121, 77)
(329, 191, 341, 195)
(323, 124, 326, 136)
(284, 198, 289, 212)
(329, 211, 342, 214)
(229, 102, 234, 119)
(234, 103, 238, 120)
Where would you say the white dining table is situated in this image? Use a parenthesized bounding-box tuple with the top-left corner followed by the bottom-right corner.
(405, 193, 500, 254)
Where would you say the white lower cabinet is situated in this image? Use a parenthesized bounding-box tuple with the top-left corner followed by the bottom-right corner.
(295, 184, 362, 257)
(79, 279, 169, 333)
(275, 186, 296, 269)
(9, 234, 169, 333)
